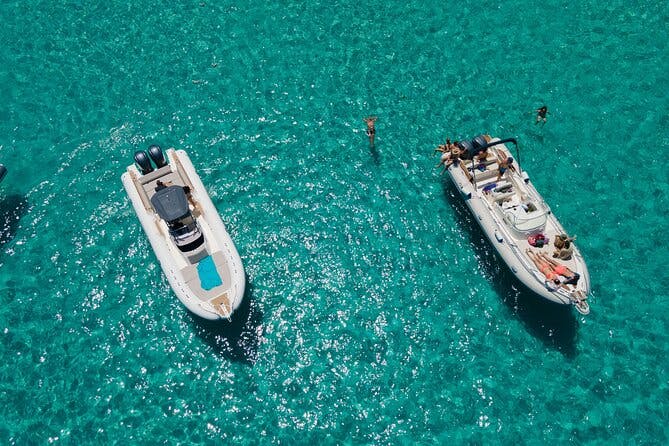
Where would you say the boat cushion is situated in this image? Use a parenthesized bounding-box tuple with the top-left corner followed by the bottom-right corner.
(197, 255, 223, 290)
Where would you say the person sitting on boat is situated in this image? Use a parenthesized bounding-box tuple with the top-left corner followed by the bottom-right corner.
(552, 234, 575, 260)
(538, 252, 580, 285)
(436, 145, 463, 172)
(155, 180, 167, 191)
(496, 157, 515, 181)
(554, 234, 575, 249)
(434, 138, 452, 155)
(476, 147, 490, 162)
(458, 145, 471, 160)
(553, 240, 574, 260)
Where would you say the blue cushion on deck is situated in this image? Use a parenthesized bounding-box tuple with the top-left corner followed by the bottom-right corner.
(197, 255, 223, 290)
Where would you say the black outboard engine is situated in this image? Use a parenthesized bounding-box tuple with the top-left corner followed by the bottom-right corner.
(0, 164, 7, 183)
(148, 145, 168, 168)
(471, 135, 488, 153)
(134, 151, 154, 175)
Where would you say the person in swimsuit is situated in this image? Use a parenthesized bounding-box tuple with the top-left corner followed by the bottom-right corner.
(476, 147, 489, 162)
(363, 116, 377, 147)
(535, 106, 549, 124)
(553, 239, 574, 260)
(538, 252, 581, 285)
(496, 157, 515, 181)
(434, 138, 451, 155)
(526, 250, 561, 284)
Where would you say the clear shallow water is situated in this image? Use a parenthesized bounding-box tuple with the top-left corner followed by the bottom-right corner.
(1, 0, 668, 443)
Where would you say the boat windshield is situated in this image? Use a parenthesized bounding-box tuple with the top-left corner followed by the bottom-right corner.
(171, 224, 196, 238)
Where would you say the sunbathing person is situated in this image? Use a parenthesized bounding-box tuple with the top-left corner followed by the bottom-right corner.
(526, 249, 561, 285)
(538, 252, 580, 285)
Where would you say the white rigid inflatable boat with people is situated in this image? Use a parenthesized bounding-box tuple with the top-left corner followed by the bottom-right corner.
(122, 145, 245, 320)
(437, 135, 591, 315)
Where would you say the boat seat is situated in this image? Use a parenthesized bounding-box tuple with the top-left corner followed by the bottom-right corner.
(494, 192, 516, 203)
(472, 168, 498, 182)
(211, 250, 233, 287)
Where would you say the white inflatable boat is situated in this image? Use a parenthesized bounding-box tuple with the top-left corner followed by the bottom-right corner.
(437, 135, 590, 315)
(121, 146, 245, 320)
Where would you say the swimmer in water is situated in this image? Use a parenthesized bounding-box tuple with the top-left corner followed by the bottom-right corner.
(535, 105, 549, 125)
(363, 116, 377, 147)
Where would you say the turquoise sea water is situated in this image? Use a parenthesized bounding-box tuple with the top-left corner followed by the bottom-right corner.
(1, 0, 668, 443)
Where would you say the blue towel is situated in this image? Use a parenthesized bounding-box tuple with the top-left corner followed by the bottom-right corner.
(197, 255, 223, 290)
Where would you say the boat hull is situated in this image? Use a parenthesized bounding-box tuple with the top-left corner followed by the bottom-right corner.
(444, 138, 591, 310)
(122, 149, 245, 320)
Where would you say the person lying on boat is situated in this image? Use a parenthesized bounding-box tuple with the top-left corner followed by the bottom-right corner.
(526, 249, 562, 285)
(538, 252, 580, 285)
(496, 157, 515, 181)
(527, 249, 581, 288)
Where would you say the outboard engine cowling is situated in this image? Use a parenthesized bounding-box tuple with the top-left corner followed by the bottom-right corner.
(134, 150, 154, 175)
(148, 145, 167, 168)
(471, 135, 488, 153)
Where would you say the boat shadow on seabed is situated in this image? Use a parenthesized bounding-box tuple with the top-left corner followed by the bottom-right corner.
(189, 281, 263, 366)
(0, 194, 29, 251)
(441, 177, 578, 358)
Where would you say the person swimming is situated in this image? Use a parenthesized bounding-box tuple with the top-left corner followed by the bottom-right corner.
(363, 116, 377, 147)
(535, 106, 549, 124)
